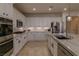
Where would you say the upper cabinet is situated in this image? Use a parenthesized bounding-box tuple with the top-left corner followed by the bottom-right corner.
(0, 4, 4, 17)
(0, 3, 13, 19)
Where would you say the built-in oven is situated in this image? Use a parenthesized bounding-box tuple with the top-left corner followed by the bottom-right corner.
(0, 17, 13, 56)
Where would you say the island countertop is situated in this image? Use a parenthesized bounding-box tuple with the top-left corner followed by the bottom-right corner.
(48, 32, 79, 56)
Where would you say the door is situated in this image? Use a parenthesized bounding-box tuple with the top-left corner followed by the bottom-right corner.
(67, 16, 79, 34)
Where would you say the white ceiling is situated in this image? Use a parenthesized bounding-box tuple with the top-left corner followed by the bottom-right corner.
(14, 3, 79, 13)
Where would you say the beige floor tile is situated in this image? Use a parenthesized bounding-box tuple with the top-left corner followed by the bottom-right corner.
(17, 40, 50, 56)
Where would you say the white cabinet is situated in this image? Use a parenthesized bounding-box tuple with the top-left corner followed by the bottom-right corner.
(57, 43, 74, 56)
(12, 8, 26, 55)
(5, 4, 13, 19)
(48, 34, 75, 56)
(48, 35, 58, 56)
(13, 34, 21, 55)
(13, 32, 27, 55)
(0, 3, 13, 19)
(48, 35, 52, 51)
(0, 4, 5, 17)
(27, 32, 48, 41)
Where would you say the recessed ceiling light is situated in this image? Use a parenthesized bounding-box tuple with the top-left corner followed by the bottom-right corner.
(33, 8, 36, 11)
(64, 8, 67, 11)
(48, 8, 52, 11)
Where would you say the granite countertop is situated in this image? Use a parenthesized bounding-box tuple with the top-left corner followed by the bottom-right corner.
(48, 32, 79, 56)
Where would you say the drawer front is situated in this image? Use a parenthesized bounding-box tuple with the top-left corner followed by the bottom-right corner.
(48, 36, 58, 56)
(58, 43, 73, 56)
(0, 39, 13, 56)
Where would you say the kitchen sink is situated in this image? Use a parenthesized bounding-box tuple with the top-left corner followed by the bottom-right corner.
(54, 35, 70, 40)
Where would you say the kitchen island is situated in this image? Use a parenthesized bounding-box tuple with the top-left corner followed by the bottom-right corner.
(47, 32, 79, 56)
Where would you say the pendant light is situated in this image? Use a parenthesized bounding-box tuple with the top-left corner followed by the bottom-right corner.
(48, 6, 52, 11)
(67, 4, 72, 21)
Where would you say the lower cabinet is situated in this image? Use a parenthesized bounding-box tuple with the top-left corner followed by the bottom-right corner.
(48, 35, 58, 56)
(57, 43, 74, 56)
(48, 34, 75, 56)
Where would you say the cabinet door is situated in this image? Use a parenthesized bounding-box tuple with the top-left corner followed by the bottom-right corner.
(48, 36, 58, 56)
(58, 43, 73, 56)
(51, 37, 58, 56)
(67, 16, 79, 34)
(0, 4, 8, 18)
(3, 3, 13, 19)
(13, 34, 23, 55)
(48, 36, 51, 50)
(13, 35, 20, 54)
(0, 3, 13, 19)
(58, 44, 67, 56)
(0, 4, 4, 17)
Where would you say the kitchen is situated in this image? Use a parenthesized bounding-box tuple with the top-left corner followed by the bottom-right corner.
(0, 3, 79, 56)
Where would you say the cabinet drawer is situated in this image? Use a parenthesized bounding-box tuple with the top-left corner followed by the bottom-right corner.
(58, 43, 73, 56)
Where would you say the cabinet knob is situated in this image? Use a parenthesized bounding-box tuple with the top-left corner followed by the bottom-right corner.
(3, 13, 5, 15)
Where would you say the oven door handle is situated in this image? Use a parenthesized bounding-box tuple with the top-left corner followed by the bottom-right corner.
(0, 39, 12, 46)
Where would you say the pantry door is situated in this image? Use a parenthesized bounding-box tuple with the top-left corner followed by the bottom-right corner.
(67, 16, 79, 34)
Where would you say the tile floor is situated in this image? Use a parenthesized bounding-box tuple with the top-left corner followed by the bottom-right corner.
(17, 40, 50, 56)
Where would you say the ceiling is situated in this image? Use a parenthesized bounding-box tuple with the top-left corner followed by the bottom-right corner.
(14, 3, 79, 14)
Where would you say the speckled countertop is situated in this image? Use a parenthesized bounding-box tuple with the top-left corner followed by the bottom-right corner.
(48, 32, 79, 56)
